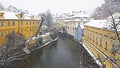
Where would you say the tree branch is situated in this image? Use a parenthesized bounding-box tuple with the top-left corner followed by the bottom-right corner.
(108, 10, 120, 42)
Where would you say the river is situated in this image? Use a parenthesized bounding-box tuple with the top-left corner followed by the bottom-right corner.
(3, 37, 98, 68)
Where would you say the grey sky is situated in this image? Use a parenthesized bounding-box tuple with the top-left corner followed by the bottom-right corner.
(0, 0, 104, 15)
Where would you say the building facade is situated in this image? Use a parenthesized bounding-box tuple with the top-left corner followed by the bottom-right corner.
(0, 11, 40, 46)
(57, 11, 90, 37)
(83, 18, 120, 68)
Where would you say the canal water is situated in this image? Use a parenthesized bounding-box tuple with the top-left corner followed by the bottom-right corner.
(3, 37, 99, 68)
(28, 38, 81, 68)
(4, 37, 83, 68)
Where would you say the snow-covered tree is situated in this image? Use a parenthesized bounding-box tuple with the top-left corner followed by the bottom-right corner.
(107, 11, 120, 42)
(7, 5, 18, 12)
(105, 11, 120, 54)
(37, 10, 53, 32)
(92, 0, 120, 19)
(45, 9, 53, 31)
(0, 2, 5, 11)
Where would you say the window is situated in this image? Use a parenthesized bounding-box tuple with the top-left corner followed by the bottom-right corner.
(100, 39, 102, 46)
(32, 28, 34, 31)
(96, 37, 98, 44)
(29, 22, 31, 25)
(89, 33, 91, 40)
(90, 34, 92, 40)
(93, 35, 94, 42)
(1, 32, 4, 36)
(111, 44, 115, 54)
(105, 42, 108, 50)
(26, 21, 28, 25)
(36, 22, 37, 24)
(1, 22, 4, 26)
(30, 28, 31, 31)
(8, 31, 10, 34)
(8, 21, 10, 26)
(37, 22, 39, 24)
(21, 29, 23, 33)
(12, 21, 15, 25)
(31, 22, 32, 25)
(88, 33, 89, 39)
(12, 30, 15, 33)
(21, 22, 23, 25)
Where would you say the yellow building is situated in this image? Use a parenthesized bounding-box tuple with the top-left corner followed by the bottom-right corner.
(0, 11, 40, 46)
(83, 18, 120, 68)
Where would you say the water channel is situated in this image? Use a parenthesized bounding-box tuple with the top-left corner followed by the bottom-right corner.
(3, 37, 98, 68)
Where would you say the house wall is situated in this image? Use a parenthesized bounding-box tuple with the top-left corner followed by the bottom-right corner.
(83, 25, 120, 68)
(0, 19, 40, 46)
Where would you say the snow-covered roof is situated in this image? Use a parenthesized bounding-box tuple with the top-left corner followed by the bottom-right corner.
(0, 11, 39, 20)
(64, 19, 71, 22)
(73, 14, 90, 18)
(24, 14, 32, 19)
(74, 18, 81, 21)
(85, 20, 120, 31)
(59, 11, 90, 20)
(85, 20, 106, 28)
(0, 11, 18, 19)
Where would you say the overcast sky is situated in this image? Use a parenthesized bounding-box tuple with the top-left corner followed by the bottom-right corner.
(0, 0, 104, 15)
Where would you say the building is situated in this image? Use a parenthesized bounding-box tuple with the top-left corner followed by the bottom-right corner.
(0, 11, 40, 46)
(83, 13, 120, 68)
(57, 11, 90, 37)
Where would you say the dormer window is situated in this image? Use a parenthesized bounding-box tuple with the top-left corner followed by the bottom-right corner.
(0, 12, 4, 18)
(16, 13, 24, 19)
(29, 15, 34, 19)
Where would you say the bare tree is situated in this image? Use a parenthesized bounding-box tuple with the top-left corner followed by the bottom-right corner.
(37, 10, 53, 32)
(37, 12, 46, 19)
(108, 11, 120, 42)
(45, 9, 53, 31)
(105, 11, 120, 55)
